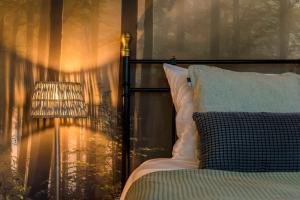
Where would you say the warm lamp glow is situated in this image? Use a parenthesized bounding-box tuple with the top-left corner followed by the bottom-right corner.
(31, 81, 87, 118)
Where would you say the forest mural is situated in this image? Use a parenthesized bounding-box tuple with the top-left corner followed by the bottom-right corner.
(136, 0, 300, 59)
(1, 0, 300, 199)
(0, 0, 121, 199)
(131, 0, 300, 170)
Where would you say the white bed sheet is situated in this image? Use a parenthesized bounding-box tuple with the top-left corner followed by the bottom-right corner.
(120, 158, 199, 200)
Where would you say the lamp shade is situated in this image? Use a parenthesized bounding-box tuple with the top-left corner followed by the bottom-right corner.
(31, 81, 87, 118)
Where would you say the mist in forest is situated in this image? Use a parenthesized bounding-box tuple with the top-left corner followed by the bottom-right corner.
(1, 0, 300, 199)
(132, 0, 300, 171)
(0, 0, 121, 199)
(145, 0, 300, 59)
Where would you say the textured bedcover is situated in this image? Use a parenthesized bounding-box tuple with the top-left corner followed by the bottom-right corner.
(124, 169, 300, 200)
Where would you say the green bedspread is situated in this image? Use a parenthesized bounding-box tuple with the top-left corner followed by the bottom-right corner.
(125, 169, 300, 200)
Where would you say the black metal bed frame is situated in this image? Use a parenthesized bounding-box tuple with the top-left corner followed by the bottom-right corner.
(120, 32, 300, 187)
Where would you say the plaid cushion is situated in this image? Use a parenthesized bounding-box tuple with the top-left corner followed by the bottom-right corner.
(193, 112, 300, 172)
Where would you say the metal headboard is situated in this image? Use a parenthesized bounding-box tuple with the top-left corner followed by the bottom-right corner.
(120, 32, 300, 187)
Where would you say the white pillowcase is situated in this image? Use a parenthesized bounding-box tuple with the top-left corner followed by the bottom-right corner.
(163, 64, 198, 161)
(188, 65, 300, 112)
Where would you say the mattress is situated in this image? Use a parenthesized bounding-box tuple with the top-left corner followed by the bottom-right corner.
(120, 158, 199, 200)
(124, 169, 300, 200)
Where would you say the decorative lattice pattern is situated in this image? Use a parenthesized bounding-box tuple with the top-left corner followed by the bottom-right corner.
(193, 112, 300, 172)
(31, 81, 87, 118)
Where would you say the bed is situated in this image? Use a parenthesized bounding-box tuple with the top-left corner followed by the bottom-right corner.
(119, 33, 300, 200)
(120, 158, 199, 200)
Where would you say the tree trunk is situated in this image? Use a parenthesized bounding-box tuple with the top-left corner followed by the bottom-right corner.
(279, 0, 289, 58)
(48, 0, 63, 70)
(85, 0, 99, 140)
(7, 12, 19, 144)
(143, 0, 153, 59)
(210, 0, 220, 58)
(27, 0, 61, 198)
(18, 1, 35, 178)
(232, 0, 240, 57)
(90, 0, 99, 68)
(0, 16, 5, 131)
(137, 0, 173, 174)
(27, 124, 54, 199)
(176, 0, 185, 54)
(136, 0, 153, 170)
(37, 0, 50, 71)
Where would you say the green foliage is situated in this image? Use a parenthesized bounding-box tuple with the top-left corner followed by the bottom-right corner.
(0, 149, 30, 200)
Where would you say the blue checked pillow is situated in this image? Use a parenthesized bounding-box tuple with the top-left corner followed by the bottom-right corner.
(193, 112, 300, 172)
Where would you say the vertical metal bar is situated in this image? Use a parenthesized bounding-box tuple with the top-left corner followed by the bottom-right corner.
(171, 57, 177, 147)
(122, 55, 130, 187)
(121, 33, 131, 187)
(54, 118, 60, 200)
(171, 106, 176, 146)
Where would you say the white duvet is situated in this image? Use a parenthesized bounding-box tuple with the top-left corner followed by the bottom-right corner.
(120, 158, 199, 200)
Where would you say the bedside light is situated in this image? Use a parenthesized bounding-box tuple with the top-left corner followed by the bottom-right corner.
(31, 81, 87, 200)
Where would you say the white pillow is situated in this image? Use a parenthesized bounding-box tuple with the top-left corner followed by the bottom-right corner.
(188, 65, 300, 112)
(163, 64, 198, 161)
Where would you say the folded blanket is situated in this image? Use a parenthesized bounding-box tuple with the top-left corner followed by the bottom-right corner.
(125, 169, 300, 200)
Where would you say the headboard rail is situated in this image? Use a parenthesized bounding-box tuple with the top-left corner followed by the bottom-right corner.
(129, 59, 300, 64)
(120, 32, 300, 187)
